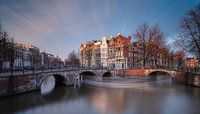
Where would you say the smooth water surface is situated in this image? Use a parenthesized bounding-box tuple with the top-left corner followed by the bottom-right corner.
(1, 78, 200, 114)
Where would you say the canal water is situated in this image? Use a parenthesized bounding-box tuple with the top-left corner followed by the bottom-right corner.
(1, 77, 200, 114)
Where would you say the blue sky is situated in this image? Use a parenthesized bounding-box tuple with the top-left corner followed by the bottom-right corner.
(0, 0, 199, 59)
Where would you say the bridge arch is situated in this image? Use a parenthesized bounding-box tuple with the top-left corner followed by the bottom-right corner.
(74, 70, 101, 88)
(147, 70, 174, 80)
(79, 71, 97, 77)
(53, 74, 70, 85)
(39, 74, 69, 95)
(101, 71, 113, 77)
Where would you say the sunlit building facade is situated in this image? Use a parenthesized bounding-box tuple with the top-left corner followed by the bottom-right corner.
(107, 33, 132, 69)
(100, 36, 109, 68)
(80, 40, 102, 68)
(14, 43, 32, 70)
(185, 57, 199, 69)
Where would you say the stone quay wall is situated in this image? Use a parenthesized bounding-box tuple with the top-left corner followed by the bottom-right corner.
(0, 74, 38, 97)
(175, 72, 200, 87)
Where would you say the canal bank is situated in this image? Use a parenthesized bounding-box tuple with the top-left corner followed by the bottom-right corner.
(175, 72, 200, 87)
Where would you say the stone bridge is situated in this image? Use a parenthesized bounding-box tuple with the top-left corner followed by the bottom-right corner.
(39, 69, 117, 94)
(144, 69, 177, 78)
(0, 69, 117, 96)
(0, 68, 199, 97)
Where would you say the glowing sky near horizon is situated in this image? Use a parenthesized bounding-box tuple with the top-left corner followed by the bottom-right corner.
(0, 0, 199, 59)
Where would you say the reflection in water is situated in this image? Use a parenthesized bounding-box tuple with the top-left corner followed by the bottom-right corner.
(41, 76, 56, 95)
(90, 88, 127, 114)
(0, 76, 200, 114)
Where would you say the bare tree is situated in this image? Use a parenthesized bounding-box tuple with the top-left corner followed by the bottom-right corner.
(65, 50, 80, 67)
(85, 45, 92, 68)
(173, 50, 185, 70)
(29, 47, 40, 73)
(0, 22, 15, 72)
(8, 38, 15, 75)
(176, 4, 200, 57)
(0, 23, 3, 71)
(134, 23, 166, 68)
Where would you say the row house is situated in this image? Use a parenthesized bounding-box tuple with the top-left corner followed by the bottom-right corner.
(41, 52, 63, 69)
(100, 36, 109, 68)
(80, 33, 134, 69)
(133, 37, 176, 69)
(7, 43, 63, 70)
(13, 43, 40, 70)
(80, 40, 101, 68)
(91, 40, 101, 68)
(28, 45, 41, 69)
(80, 33, 191, 70)
(107, 33, 132, 69)
(145, 48, 172, 69)
(185, 57, 199, 69)
(130, 42, 143, 69)
(80, 44, 87, 67)
(7, 43, 47, 70)
(14, 43, 33, 70)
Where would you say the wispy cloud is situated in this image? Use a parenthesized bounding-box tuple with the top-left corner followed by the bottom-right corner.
(0, 0, 199, 59)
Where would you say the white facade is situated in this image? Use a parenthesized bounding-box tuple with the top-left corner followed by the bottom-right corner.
(100, 36, 108, 68)
(14, 44, 32, 69)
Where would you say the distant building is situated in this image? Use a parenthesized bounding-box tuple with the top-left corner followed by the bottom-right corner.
(1, 43, 42, 70)
(0, 41, 65, 71)
(41, 52, 63, 69)
(13, 43, 32, 70)
(28, 45, 41, 69)
(40, 52, 49, 68)
(185, 57, 199, 69)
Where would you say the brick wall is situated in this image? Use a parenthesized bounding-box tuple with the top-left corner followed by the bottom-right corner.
(0, 75, 38, 97)
(116, 69, 146, 77)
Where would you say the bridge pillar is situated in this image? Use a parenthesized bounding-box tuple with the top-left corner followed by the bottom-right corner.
(74, 74, 81, 88)
(74, 78, 76, 88)
(80, 74, 83, 83)
(113, 70, 118, 78)
(78, 75, 81, 87)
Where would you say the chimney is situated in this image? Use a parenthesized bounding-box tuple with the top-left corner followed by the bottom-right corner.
(110, 35, 113, 39)
(117, 32, 121, 36)
(128, 36, 131, 40)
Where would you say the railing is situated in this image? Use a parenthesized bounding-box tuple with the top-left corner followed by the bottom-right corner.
(0, 66, 110, 77)
(0, 65, 199, 77)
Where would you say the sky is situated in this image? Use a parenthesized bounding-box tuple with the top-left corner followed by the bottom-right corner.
(0, 0, 199, 59)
